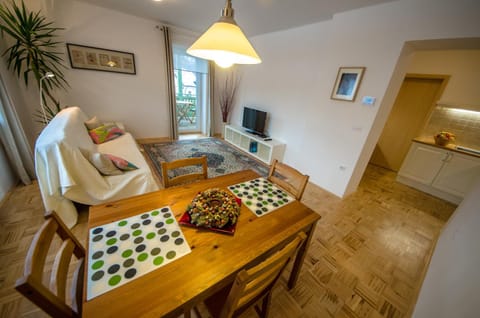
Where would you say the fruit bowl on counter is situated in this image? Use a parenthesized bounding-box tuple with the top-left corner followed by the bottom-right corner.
(434, 131, 455, 146)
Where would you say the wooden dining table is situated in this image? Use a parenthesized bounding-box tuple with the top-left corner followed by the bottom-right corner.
(83, 170, 320, 317)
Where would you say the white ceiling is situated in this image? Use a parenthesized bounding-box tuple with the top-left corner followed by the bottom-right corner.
(75, 0, 397, 36)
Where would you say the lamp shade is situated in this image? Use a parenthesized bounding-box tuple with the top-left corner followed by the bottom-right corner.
(187, 1, 261, 68)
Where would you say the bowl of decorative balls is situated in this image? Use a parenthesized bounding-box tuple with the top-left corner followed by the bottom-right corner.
(179, 188, 241, 235)
(434, 131, 455, 146)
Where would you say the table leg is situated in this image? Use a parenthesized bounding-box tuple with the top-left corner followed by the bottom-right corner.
(288, 220, 318, 289)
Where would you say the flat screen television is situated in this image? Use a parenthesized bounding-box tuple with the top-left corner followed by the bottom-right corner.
(242, 107, 267, 137)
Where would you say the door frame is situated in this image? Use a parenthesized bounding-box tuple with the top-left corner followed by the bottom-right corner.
(370, 73, 450, 171)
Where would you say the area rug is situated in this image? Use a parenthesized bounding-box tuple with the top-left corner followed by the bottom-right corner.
(142, 138, 270, 184)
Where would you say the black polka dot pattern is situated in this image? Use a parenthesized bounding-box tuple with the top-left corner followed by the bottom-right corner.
(125, 268, 137, 279)
(107, 246, 118, 254)
(120, 233, 130, 241)
(123, 258, 134, 268)
(108, 264, 120, 274)
(135, 244, 146, 252)
(87, 206, 191, 300)
(91, 270, 104, 281)
(92, 251, 104, 259)
(92, 227, 103, 235)
(228, 177, 295, 217)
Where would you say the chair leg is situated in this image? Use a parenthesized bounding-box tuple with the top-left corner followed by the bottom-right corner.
(193, 306, 202, 318)
(254, 292, 272, 318)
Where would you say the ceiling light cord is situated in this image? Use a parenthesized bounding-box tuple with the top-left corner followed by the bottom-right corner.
(221, 0, 234, 21)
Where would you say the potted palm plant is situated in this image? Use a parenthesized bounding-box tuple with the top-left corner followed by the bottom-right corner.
(0, 0, 68, 124)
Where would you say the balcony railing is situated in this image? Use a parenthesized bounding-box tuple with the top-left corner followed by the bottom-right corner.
(176, 96, 197, 129)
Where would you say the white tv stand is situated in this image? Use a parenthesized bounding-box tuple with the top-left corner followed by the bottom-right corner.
(224, 124, 285, 164)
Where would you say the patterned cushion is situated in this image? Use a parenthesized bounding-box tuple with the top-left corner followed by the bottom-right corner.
(80, 149, 123, 176)
(106, 154, 139, 171)
(88, 125, 125, 144)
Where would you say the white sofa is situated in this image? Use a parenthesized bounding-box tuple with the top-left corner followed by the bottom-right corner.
(35, 106, 159, 228)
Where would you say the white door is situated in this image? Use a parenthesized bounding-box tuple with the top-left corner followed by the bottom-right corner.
(173, 46, 209, 134)
(370, 75, 447, 171)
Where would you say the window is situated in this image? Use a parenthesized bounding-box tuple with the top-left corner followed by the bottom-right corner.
(173, 46, 209, 133)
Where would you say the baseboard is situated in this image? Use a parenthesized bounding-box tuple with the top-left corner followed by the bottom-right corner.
(396, 175, 461, 205)
(136, 137, 171, 144)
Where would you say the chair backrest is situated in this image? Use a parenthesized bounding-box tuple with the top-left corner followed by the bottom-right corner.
(161, 156, 208, 188)
(267, 159, 309, 200)
(220, 232, 306, 318)
(15, 211, 85, 318)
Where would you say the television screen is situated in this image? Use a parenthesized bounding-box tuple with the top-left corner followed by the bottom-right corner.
(242, 107, 267, 136)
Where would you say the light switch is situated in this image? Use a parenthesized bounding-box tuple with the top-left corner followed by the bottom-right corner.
(362, 96, 376, 106)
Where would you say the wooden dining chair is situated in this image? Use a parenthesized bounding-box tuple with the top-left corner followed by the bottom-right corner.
(161, 155, 208, 188)
(199, 232, 306, 318)
(15, 211, 85, 318)
(267, 159, 309, 200)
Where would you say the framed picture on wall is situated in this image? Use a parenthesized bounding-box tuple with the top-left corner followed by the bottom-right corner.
(330, 67, 365, 101)
(66, 43, 136, 75)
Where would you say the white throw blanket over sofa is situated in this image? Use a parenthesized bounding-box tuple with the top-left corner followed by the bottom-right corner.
(35, 106, 158, 228)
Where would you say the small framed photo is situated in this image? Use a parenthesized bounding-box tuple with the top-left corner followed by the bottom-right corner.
(66, 43, 136, 75)
(331, 67, 365, 101)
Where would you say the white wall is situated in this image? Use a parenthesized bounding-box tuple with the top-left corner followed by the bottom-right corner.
(412, 177, 480, 318)
(4, 0, 480, 197)
(228, 0, 480, 197)
(51, 0, 170, 139)
(407, 50, 480, 110)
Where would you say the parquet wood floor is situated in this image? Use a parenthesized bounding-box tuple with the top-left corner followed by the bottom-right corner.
(0, 165, 455, 317)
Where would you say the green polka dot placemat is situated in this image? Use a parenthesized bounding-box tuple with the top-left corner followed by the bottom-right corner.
(86, 206, 191, 300)
(228, 177, 295, 217)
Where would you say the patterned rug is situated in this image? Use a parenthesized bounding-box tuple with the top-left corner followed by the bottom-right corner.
(142, 138, 269, 184)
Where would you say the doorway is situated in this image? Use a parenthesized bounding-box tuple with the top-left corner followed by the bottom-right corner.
(370, 74, 449, 171)
(173, 45, 210, 136)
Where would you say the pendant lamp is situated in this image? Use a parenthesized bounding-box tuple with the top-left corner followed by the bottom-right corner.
(187, 0, 261, 68)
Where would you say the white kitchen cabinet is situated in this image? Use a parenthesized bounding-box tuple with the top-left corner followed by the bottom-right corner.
(224, 125, 286, 164)
(397, 141, 480, 204)
(397, 143, 446, 184)
(432, 152, 480, 197)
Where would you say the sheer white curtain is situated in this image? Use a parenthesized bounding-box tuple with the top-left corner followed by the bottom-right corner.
(0, 73, 35, 185)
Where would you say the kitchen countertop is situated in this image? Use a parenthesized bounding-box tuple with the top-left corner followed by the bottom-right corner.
(413, 137, 480, 159)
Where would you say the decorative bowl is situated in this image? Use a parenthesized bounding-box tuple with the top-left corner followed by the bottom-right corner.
(434, 131, 455, 146)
